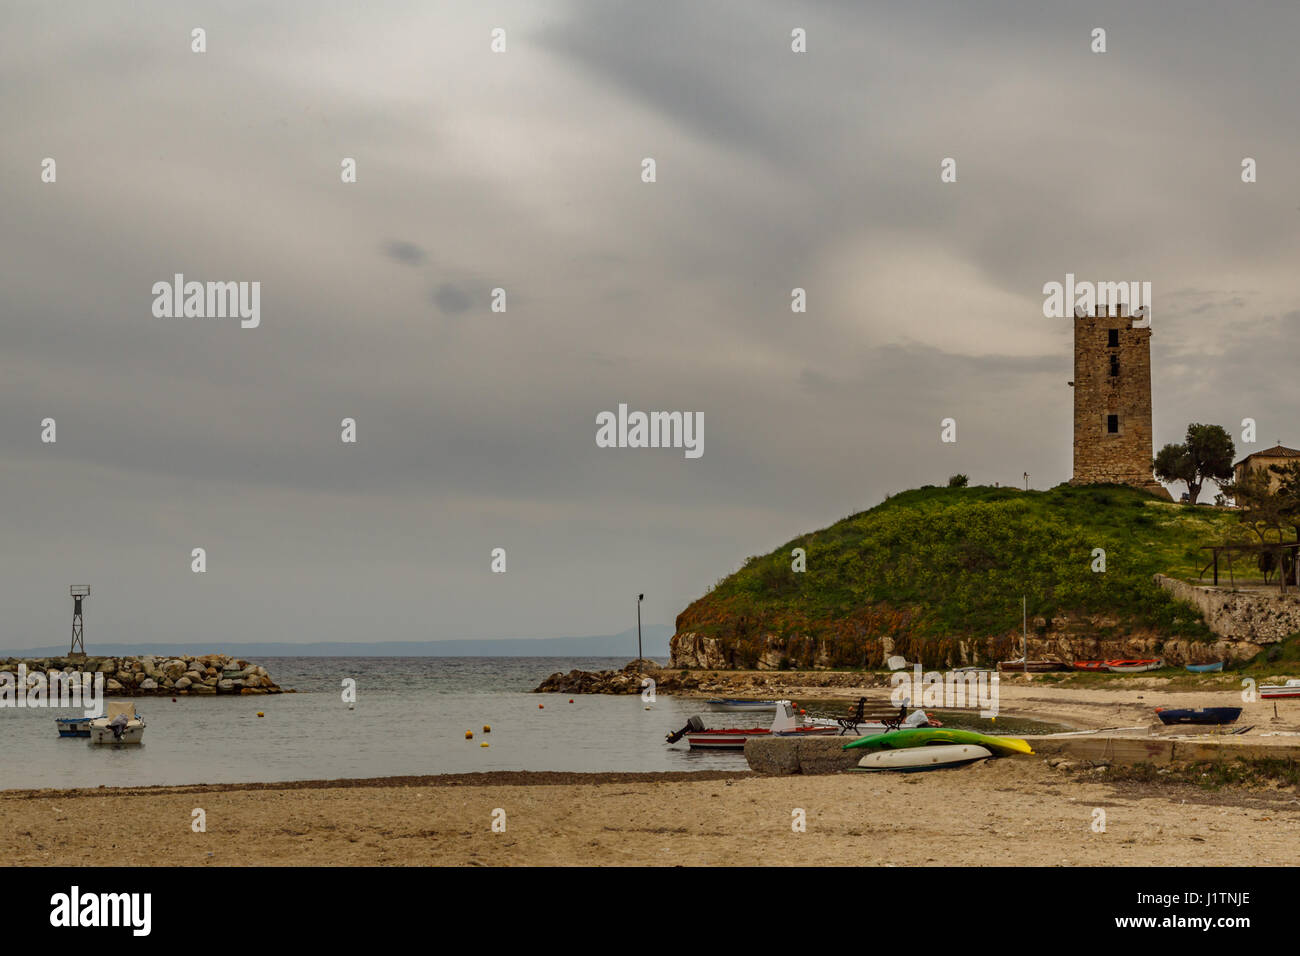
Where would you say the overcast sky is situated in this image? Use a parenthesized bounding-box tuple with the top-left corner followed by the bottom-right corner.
(2, 1, 1298, 651)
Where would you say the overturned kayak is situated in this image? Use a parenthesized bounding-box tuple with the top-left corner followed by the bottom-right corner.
(855, 744, 993, 772)
(842, 727, 1033, 756)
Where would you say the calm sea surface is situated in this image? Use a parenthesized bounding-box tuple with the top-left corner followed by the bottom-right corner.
(0, 657, 752, 790)
(0, 657, 1062, 791)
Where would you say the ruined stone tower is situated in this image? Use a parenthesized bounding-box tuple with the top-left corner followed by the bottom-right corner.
(1069, 306, 1170, 497)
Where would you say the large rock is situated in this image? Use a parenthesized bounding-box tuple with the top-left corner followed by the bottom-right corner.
(217, 679, 235, 693)
(744, 735, 864, 775)
(105, 679, 124, 693)
(174, 676, 192, 690)
(163, 660, 187, 680)
(139, 678, 158, 691)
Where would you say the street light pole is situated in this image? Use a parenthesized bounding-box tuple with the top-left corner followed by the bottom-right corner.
(637, 593, 644, 660)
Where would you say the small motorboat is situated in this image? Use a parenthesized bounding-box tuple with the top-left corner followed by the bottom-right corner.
(88, 701, 145, 744)
(804, 708, 936, 735)
(55, 716, 93, 738)
(1155, 706, 1241, 725)
(1106, 659, 1163, 673)
(1261, 679, 1300, 700)
(1072, 660, 1108, 671)
(703, 698, 781, 712)
(667, 700, 837, 750)
(1185, 662, 1225, 673)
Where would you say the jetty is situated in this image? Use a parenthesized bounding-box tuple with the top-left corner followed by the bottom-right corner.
(744, 730, 1300, 775)
(0, 653, 286, 696)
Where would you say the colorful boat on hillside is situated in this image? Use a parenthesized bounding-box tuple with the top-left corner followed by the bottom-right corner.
(1261, 679, 1300, 700)
(666, 700, 836, 750)
(1105, 659, 1163, 673)
(1185, 662, 1225, 673)
(1154, 706, 1241, 725)
(1072, 660, 1107, 671)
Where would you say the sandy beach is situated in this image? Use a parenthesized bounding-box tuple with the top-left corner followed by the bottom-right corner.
(5, 677, 1299, 867)
(3, 759, 1298, 867)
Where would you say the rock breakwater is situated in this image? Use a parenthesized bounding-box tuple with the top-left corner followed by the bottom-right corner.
(0, 653, 287, 696)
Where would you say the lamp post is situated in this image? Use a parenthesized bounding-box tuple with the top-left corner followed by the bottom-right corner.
(637, 593, 644, 661)
(1023, 472, 1029, 491)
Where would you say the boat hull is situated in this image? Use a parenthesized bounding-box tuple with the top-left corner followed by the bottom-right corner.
(1155, 707, 1241, 725)
(842, 728, 1033, 756)
(1105, 659, 1163, 673)
(855, 744, 993, 772)
(1261, 683, 1300, 700)
(88, 718, 145, 744)
(1184, 662, 1225, 673)
(1072, 661, 1107, 671)
(684, 727, 835, 750)
(55, 718, 92, 738)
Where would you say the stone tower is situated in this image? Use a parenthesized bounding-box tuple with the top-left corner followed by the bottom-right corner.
(1069, 305, 1170, 497)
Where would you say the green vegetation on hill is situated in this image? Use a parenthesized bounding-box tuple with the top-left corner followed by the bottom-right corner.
(677, 484, 1243, 667)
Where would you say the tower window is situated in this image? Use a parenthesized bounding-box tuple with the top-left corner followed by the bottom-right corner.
(1110, 354, 1120, 377)
(1107, 329, 1119, 347)
(1107, 414, 1119, 434)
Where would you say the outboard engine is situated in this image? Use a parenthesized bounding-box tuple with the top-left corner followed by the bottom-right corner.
(666, 715, 705, 744)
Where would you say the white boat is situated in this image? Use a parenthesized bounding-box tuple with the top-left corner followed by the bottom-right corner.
(855, 744, 993, 772)
(88, 701, 146, 744)
(667, 700, 837, 750)
(1261, 679, 1300, 700)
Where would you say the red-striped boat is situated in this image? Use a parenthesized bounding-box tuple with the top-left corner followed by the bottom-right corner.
(666, 700, 838, 750)
(1105, 659, 1163, 673)
(1072, 660, 1107, 671)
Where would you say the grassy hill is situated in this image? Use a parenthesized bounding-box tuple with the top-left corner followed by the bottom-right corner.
(674, 484, 1246, 668)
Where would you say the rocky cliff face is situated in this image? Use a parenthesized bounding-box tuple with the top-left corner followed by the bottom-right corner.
(669, 621, 1263, 670)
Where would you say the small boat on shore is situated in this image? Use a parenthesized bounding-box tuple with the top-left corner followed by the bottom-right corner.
(88, 702, 145, 745)
(1155, 706, 1241, 725)
(667, 700, 836, 750)
(842, 727, 1033, 756)
(703, 698, 780, 712)
(1261, 679, 1300, 700)
(1071, 660, 1107, 672)
(998, 658, 1068, 673)
(1185, 662, 1225, 673)
(855, 743, 993, 772)
(1105, 659, 1163, 673)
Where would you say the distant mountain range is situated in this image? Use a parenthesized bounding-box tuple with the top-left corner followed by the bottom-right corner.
(6, 624, 673, 659)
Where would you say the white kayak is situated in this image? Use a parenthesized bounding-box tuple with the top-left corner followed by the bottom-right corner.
(855, 744, 992, 772)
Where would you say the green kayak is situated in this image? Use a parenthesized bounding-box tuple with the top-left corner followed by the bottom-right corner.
(841, 727, 1033, 756)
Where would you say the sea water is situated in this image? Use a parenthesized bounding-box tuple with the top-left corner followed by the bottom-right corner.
(0, 657, 1066, 791)
(0, 657, 751, 790)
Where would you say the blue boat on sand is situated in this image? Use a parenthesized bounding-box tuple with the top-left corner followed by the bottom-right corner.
(1185, 662, 1225, 673)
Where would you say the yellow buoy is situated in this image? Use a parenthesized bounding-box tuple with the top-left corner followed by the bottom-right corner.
(483, 724, 491, 733)
(256, 712, 264, 718)
(465, 730, 473, 739)
(480, 742, 489, 748)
